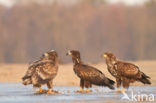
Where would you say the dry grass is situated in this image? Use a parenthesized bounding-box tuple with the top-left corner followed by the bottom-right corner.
(0, 60, 156, 86)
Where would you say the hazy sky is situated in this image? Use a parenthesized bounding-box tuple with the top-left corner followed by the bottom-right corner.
(0, 0, 148, 7)
(0, 0, 14, 7)
(107, 0, 148, 5)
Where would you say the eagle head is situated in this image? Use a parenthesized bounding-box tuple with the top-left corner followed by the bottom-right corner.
(102, 52, 117, 63)
(42, 50, 58, 60)
(102, 52, 115, 58)
(66, 50, 81, 59)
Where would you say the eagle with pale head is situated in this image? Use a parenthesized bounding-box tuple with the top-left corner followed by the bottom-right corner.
(22, 50, 59, 94)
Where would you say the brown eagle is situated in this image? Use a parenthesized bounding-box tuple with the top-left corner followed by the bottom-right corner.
(22, 50, 59, 94)
(102, 52, 151, 93)
(66, 50, 115, 93)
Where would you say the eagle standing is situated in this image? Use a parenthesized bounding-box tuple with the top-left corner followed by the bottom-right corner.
(102, 52, 151, 93)
(22, 50, 59, 94)
(67, 50, 115, 93)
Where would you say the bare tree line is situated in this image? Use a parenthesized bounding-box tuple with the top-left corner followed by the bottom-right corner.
(0, 1, 156, 63)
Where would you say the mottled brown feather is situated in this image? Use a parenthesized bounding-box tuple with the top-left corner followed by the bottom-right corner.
(104, 52, 151, 89)
(22, 50, 59, 90)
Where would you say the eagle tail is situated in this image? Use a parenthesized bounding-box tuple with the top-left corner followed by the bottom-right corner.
(138, 72, 151, 84)
(22, 75, 30, 80)
(22, 76, 32, 85)
(94, 77, 115, 89)
(106, 78, 115, 90)
(107, 78, 115, 85)
(142, 72, 151, 79)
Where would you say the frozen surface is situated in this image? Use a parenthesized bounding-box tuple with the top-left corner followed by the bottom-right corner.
(0, 83, 156, 103)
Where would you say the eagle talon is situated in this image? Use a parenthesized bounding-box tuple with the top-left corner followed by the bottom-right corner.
(85, 89, 92, 93)
(74, 89, 92, 93)
(47, 90, 53, 94)
(114, 88, 126, 93)
(115, 88, 122, 93)
(47, 90, 55, 94)
(121, 88, 126, 93)
(47, 90, 60, 94)
(74, 90, 85, 93)
(47, 90, 54, 94)
(36, 88, 47, 94)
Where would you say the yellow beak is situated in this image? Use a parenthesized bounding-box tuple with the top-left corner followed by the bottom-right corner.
(44, 53, 49, 57)
(66, 51, 72, 55)
(103, 54, 107, 58)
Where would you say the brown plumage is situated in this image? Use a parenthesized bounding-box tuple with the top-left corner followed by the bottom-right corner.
(22, 50, 59, 94)
(67, 50, 115, 93)
(103, 52, 151, 92)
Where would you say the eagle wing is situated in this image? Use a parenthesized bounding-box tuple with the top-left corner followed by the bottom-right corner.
(75, 64, 114, 86)
(35, 61, 58, 80)
(22, 61, 39, 80)
(23, 60, 56, 80)
(115, 61, 140, 77)
(115, 61, 151, 85)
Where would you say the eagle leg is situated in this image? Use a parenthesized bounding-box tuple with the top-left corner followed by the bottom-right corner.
(47, 89, 52, 94)
(85, 88, 92, 93)
(36, 87, 47, 94)
(47, 80, 53, 90)
(46, 81, 58, 94)
(46, 81, 61, 94)
(84, 81, 92, 93)
(121, 88, 125, 93)
(75, 79, 86, 93)
(115, 79, 122, 93)
(115, 87, 121, 93)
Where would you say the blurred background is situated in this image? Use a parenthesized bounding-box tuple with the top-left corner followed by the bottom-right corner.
(0, 0, 156, 64)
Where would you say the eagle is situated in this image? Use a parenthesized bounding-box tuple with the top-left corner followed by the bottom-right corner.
(66, 50, 115, 93)
(22, 50, 59, 94)
(102, 52, 151, 93)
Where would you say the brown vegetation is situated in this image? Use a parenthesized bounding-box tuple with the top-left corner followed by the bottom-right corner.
(0, 61, 155, 86)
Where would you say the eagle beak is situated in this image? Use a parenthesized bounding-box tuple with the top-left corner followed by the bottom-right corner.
(103, 54, 107, 58)
(44, 53, 49, 57)
(66, 51, 72, 56)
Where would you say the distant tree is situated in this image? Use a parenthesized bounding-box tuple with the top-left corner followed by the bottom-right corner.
(0, 2, 156, 63)
(145, 0, 156, 6)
